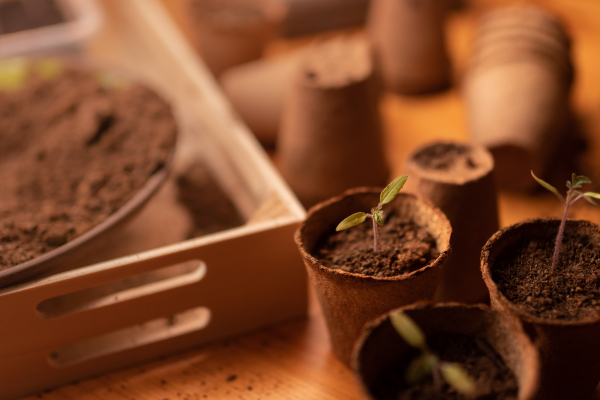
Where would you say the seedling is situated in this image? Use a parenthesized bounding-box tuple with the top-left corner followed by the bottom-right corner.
(336, 176, 408, 253)
(391, 312, 476, 397)
(531, 171, 600, 274)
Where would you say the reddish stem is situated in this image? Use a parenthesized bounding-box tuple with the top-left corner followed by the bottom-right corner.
(372, 217, 379, 254)
(551, 199, 572, 274)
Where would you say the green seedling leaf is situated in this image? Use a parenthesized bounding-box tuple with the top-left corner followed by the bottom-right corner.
(584, 192, 600, 206)
(584, 192, 600, 199)
(380, 175, 408, 205)
(336, 212, 367, 231)
(572, 174, 591, 189)
(531, 171, 562, 200)
(0, 58, 28, 91)
(405, 353, 438, 384)
(390, 312, 425, 349)
(373, 211, 384, 226)
(440, 363, 476, 397)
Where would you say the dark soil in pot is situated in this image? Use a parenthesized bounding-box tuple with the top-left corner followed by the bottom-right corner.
(0, 66, 177, 270)
(316, 211, 440, 277)
(372, 333, 518, 400)
(492, 224, 600, 320)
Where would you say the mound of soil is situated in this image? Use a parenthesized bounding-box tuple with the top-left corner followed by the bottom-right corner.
(0, 68, 177, 270)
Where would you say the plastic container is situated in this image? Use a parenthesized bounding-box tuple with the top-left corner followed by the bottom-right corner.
(0, 0, 103, 58)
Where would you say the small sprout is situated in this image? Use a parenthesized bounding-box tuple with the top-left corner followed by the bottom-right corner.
(390, 311, 426, 349)
(405, 353, 439, 384)
(336, 176, 408, 253)
(391, 312, 476, 397)
(336, 212, 367, 231)
(531, 171, 600, 274)
(440, 363, 477, 396)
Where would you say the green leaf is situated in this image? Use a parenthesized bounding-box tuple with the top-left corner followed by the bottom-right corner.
(373, 211, 384, 226)
(336, 212, 367, 231)
(405, 354, 438, 384)
(531, 171, 563, 201)
(380, 176, 408, 204)
(584, 192, 600, 199)
(390, 312, 425, 349)
(584, 192, 600, 206)
(572, 174, 591, 189)
(440, 363, 476, 396)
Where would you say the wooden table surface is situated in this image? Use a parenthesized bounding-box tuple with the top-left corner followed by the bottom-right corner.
(23, 0, 600, 399)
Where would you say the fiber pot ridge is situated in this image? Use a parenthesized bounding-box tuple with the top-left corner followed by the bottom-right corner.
(295, 188, 451, 365)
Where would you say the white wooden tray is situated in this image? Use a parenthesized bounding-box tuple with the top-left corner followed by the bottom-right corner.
(0, 1, 307, 398)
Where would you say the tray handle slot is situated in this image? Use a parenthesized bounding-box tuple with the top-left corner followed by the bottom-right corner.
(47, 305, 211, 368)
(36, 260, 206, 319)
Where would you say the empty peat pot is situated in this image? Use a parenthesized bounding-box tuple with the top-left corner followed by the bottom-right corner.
(482, 218, 600, 400)
(295, 188, 451, 365)
(352, 303, 540, 400)
(367, 0, 451, 94)
(405, 141, 498, 304)
(278, 35, 389, 208)
(185, 0, 287, 77)
(219, 48, 305, 145)
(463, 4, 573, 191)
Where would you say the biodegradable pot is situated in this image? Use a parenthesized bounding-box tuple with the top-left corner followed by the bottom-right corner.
(463, 4, 573, 191)
(482, 219, 600, 400)
(219, 48, 305, 145)
(367, 0, 451, 94)
(352, 303, 540, 400)
(405, 141, 498, 303)
(295, 188, 451, 365)
(185, 0, 287, 77)
(278, 35, 389, 209)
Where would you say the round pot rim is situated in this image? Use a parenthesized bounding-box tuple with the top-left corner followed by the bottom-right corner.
(294, 187, 452, 282)
(482, 217, 600, 326)
(351, 301, 540, 400)
(405, 140, 495, 185)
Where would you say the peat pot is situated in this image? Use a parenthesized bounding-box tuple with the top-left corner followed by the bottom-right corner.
(352, 303, 540, 400)
(295, 188, 451, 365)
(482, 218, 600, 400)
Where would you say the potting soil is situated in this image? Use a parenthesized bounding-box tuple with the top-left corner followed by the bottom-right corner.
(316, 211, 440, 277)
(493, 229, 600, 320)
(0, 68, 177, 269)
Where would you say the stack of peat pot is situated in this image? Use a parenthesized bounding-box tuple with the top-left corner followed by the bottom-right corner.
(463, 5, 574, 191)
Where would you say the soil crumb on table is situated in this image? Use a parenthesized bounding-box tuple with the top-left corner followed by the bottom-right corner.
(315, 210, 440, 277)
(371, 334, 518, 400)
(0, 68, 177, 270)
(493, 229, 600, 321)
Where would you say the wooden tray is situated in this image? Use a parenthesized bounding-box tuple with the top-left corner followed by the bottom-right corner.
(0, 1, 307, 399)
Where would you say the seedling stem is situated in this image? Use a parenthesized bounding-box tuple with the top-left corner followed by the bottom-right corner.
(336, 176, 408, 253)
(531, 171, 600, 274)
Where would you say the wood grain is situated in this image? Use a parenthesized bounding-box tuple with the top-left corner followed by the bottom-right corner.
(22, 0, 600, 399)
